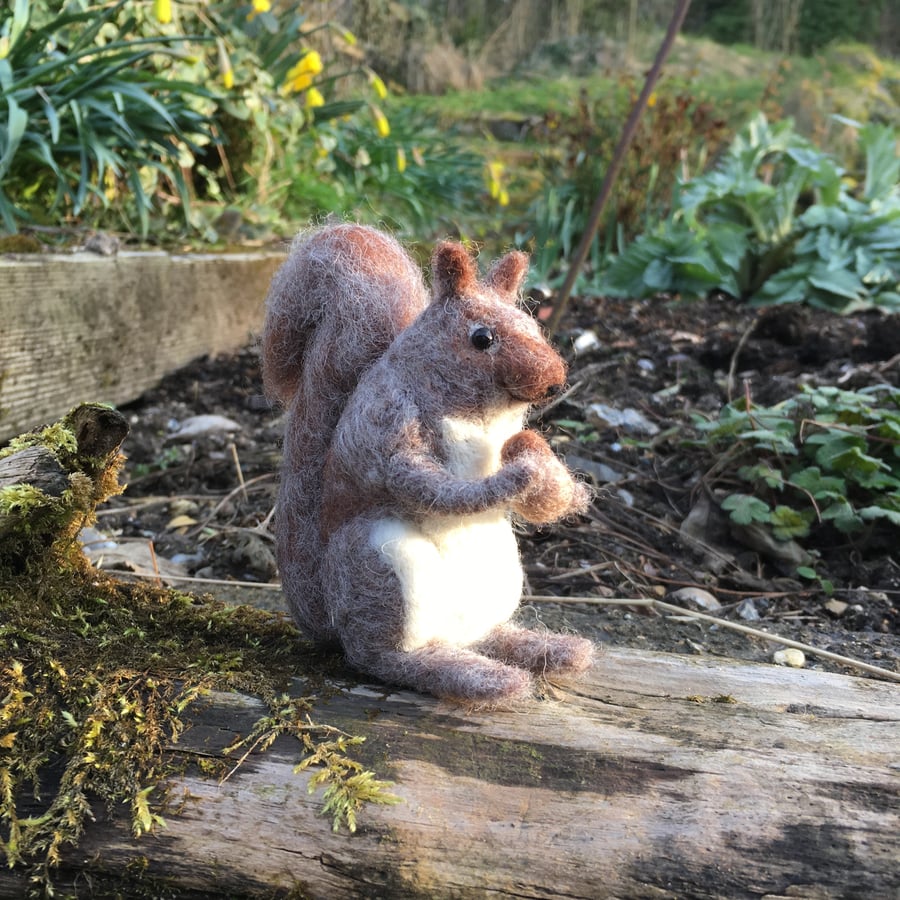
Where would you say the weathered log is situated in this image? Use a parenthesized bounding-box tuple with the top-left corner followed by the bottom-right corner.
(0, 402, 128, 562)
(1, 648, 896, 899)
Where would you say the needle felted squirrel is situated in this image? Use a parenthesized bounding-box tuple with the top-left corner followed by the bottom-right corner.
(263, 223, 594, 703)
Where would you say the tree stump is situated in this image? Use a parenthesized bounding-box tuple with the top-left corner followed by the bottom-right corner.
(0, 649, 896, 899)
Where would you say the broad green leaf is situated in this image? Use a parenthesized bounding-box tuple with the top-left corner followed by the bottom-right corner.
(739, 463, 784, 490)
(857, 504, 900, 527)
(821, 498, 862, 533)
(721, 493, 771, 526)
(808, 263, 864, 302)
(860, 122, 900, 203)
(643, 258, 673, 292)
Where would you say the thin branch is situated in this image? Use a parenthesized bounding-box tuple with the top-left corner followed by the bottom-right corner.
(546, 0, 694, 337)
(526, 594, 900, 683)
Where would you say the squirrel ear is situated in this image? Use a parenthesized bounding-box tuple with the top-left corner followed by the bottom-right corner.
(432, 242, 478, 297)
(486, 250, 529, 298)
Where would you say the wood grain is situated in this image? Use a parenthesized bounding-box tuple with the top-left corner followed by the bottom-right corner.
(3, 648, 896, 899)
(0, 251, 283, 441)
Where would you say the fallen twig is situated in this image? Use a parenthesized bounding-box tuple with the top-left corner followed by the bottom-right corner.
(526, 594, 900, 683)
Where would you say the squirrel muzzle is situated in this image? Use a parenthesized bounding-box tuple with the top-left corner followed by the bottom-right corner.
(497, 337, 568, 404)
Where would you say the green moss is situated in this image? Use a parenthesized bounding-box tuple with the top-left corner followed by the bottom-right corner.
(0, 410, 398, 894)
(0, 483, 55, 519)
(0, 234, 44, 254)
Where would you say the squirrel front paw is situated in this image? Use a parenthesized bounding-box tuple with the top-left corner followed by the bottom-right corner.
(501, 430, 592, 524)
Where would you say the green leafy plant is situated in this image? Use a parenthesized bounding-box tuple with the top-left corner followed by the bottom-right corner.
(0, 0, 219, 234)
(603, 114, 900, 311)
(698, 383, 900, 555)
(519, 82, 731, 284)
(297, 103, 491, 238)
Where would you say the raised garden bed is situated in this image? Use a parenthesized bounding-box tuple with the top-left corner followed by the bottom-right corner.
(0, 249, 283, 441)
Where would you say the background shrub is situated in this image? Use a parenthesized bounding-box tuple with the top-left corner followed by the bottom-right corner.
(602, 114, 900, 312)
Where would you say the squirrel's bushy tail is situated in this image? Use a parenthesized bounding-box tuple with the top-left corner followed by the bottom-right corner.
(262, 224, 428, 641)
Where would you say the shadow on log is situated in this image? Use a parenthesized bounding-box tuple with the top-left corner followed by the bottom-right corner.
(1, 650, 897, 899)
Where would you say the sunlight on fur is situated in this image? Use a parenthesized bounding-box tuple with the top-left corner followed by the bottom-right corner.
(263, 223, 594, 704)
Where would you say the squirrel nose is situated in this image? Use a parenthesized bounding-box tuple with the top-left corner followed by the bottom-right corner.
(545, 382, 565, 399)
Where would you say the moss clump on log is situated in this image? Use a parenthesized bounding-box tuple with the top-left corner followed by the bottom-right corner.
(0, 405, 397, 895)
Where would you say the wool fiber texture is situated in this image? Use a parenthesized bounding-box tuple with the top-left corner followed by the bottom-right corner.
(263, 224, 593, 703)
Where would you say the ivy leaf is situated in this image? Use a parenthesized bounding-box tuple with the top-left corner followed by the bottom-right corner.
(721, 493, 771, 525)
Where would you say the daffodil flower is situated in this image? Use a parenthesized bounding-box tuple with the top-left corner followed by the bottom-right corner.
(369, 72, 387, 100)
(217, 39, 233, 90)
(153, 0, 172, 25)
(247, 0, 271, 22)
(282, 51, 324, 95)
(396, 147, 407, 173)
(371, 106, 390, 138)
(305, 88, 325, 108)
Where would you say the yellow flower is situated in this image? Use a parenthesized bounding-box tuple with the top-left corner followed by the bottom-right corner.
(646, 91, 657, 108)
(217, 39, 233, 90)
(104, 168, 117, 202)
(498, 189, 509, 207)
(342, 29, 357, 45)
(372, 106, 390, 138)
(369, 72, 387, 100)
(396, 147, 407, 173)
(299, 50, 323, 76)
(486, 160, 504, 199)
(282, 51, 324, 94)
(305, 87, 325, 108)
(153, 0, 172, 25)
(246, 0, 271, 22)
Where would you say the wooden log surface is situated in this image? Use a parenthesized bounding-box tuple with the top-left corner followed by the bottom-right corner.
(2, 648, 896, 899)
(0, 251, 282, 441)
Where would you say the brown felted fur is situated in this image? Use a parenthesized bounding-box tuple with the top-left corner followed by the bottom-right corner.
(263, 224, 594, 704)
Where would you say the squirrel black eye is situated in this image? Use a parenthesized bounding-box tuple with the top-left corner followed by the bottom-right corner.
(470, 326, 495, 351)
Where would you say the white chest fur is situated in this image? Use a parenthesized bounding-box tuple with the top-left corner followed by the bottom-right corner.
(370, 407, 529, 651)
(440, 407, 528, 478)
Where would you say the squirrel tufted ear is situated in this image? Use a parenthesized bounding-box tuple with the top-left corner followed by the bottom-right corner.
(432, 241, 478, 297)
(486, 250, 529, 299)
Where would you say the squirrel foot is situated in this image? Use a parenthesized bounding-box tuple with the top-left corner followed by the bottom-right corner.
(347, 643, 534, 704)
(477, 624, 594, 676)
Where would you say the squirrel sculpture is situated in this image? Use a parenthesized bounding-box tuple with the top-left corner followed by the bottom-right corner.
(263, 223, 594, 703)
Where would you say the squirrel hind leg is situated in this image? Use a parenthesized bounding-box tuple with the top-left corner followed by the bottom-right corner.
(345, 641, 534, 705)
(476, 624, 595, 677)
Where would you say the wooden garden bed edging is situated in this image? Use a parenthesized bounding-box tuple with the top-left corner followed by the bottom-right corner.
(1, 648, 896, 899)
(0, 249, 283, 441)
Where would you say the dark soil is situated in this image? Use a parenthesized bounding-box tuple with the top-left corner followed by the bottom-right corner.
(98, 296, 899, 682)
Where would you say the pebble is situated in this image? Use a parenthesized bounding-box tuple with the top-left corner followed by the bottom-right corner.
(587, 403, 660, 436)
(668, 587, 722, 612)
(736, 598, 760, 621)
(166, 415, 242, 442)
(773, 648, 806, 668)
(573, 331, 600, 354)
(824, 599, 849, 617)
